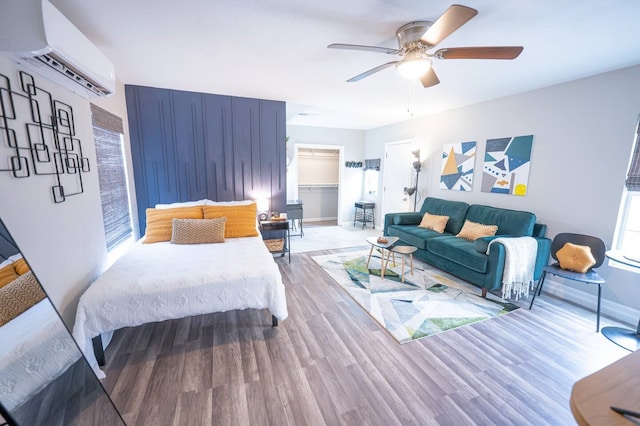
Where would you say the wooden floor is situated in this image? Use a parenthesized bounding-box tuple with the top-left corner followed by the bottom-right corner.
(101, 248, 630, 425)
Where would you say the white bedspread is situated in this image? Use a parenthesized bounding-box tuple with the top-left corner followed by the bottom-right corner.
(0, 299, 81, 410)
(72, 236, 288, 379)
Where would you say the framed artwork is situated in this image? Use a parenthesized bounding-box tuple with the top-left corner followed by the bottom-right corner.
(481, 134, 534, 196)
(440, 141, 476, 191)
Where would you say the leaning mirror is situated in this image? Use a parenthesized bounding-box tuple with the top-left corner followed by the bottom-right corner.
(0, 217, 124, 425)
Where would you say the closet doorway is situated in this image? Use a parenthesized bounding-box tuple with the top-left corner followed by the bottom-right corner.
(294, 144, 343, 226)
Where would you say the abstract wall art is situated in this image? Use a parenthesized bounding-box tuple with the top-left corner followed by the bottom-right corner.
(440, 141, 476, 191)
(0, 71, 89, 203)
(481, 134, 534, 196)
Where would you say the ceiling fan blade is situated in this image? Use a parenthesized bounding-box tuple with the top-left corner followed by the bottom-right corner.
(328, 43, 399, 55)
(347, 61, 400, 82)
(421, 4, 478, 47)
(419, 68, 440, 88)
(435, 46, 524, 60)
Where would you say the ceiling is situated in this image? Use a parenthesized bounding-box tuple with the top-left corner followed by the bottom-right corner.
(51, 0, 640, 130)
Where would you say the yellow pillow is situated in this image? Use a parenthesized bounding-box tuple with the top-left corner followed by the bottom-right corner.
(203, 203, 258, 238)
(556, 242, 596, 273)
(12, 257, 30, 275)
(457, 220, 498, 241)
(0, 271, 46, 326)
(418, 213, 450, 233)
(0, 263, 18, 289)
(143, 206, 204, 244)
(171, 218, 226, 244)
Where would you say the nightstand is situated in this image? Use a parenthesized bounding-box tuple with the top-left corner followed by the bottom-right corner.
(260, 219, 291, 263)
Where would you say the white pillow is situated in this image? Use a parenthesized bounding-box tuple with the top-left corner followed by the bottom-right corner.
(155, 199, 209, 209)
(0, 258, 13, 269)
(204, 200, 255, 206)
(7, 254, 23, 263)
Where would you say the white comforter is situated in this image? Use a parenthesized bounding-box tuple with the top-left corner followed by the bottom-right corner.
(0, 299, 81, 410)
(72, 236, 288, 379)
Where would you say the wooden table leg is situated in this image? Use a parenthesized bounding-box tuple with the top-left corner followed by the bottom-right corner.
(382, 249, 392, 280)
(401, 254, 406, 283)
(366, 244, 374, 269)
(409, 253, 414, 276)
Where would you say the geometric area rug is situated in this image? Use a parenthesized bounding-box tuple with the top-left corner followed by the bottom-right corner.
(311, 249, 519, 344)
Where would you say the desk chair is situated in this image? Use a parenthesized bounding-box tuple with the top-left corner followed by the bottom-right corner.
(529, 233, 606, 332)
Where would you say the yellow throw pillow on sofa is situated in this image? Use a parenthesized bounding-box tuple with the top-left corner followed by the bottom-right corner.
(143, 206, 204, 244)
(203, 203, 258, 238)
(457, 220, 498, 241)
(418, 212, 450, 233)
(0, 263, 18, 289)
(556, 242, 596, 273)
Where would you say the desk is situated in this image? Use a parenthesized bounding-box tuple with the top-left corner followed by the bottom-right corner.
(601, 250, 640, 351)
(571, 350, 640, 425)
(286, 200, 303, 237)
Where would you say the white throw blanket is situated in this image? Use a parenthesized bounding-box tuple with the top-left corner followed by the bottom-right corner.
(487, 237, 538, 301)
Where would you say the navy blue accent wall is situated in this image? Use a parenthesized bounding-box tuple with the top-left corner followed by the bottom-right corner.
(125, 85, 286, 234)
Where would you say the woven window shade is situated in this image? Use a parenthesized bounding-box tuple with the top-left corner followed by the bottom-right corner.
(625, 117, 640, 192)
(91, 104, 132, 250)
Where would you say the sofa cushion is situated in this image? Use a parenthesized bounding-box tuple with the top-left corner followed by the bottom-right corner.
(427, 236, 489, 273)
(386, 225, 446, 250)
(465, 204, 535, 237)
(418, 213, 449, 233)
(419, 197, 469, 234)
(456, 220, 498, 241)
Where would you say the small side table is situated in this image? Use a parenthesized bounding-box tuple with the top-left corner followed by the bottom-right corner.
(354, 201, 375, 229)
(365, 236, 399, 271)
(384, 245, 418, 283)
(601, 250, 640, 351)
(260, 219, 291, 263)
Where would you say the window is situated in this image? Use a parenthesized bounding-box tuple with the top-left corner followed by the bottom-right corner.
(90, 104, 132, 252)
(363, 158, 380, 196)
(613, 116, 640, 255)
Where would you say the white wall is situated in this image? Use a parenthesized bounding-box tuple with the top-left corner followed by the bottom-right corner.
(0, 55, 133, 325)
(286, 125, 366, 224)
(365, 65, 640, 322)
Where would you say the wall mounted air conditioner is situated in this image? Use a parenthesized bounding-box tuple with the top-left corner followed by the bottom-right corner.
(0, 0, 116, 98)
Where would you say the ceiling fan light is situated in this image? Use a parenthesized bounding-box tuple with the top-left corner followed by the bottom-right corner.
(397, 55, 431, 79)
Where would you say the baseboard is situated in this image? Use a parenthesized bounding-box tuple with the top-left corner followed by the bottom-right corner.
(541, 277, 639, 327)
(303, 217, 337, 222)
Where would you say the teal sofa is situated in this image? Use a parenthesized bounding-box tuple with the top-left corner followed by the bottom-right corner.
(383, 197, 551, 297)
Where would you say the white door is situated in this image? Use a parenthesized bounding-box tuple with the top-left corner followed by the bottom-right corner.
(381, 140, 415, 220)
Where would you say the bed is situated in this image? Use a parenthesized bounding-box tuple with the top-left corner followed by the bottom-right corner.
(0, 299, 81, 411)
(72, 201, 288, 379)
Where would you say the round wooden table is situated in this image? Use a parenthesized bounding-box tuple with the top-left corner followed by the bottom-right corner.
(601, 250, 640, 352)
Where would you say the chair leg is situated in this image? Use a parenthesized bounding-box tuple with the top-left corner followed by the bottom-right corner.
(596, 284, 601, 333)
(529, 272, 546, 310)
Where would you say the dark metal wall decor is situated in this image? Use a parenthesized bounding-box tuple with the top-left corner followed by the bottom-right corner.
(0, 71, 90, 203)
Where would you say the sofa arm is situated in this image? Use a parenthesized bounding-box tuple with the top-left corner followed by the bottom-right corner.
(479, 235, 552, 281)
(383, 212, 423, 235)
(533, 237, 552, 280)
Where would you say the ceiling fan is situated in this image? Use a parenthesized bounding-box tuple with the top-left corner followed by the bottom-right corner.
(328, 4, 523, 88)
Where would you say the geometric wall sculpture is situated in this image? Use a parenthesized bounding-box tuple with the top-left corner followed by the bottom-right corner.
(481, 134, 534, 196)
(0, 71, 89, 203)
(440, 141, 476, 191)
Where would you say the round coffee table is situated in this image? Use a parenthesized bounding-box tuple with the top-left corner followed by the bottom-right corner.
(365, 236, 399, 271)
(384, 245, 418, 283)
